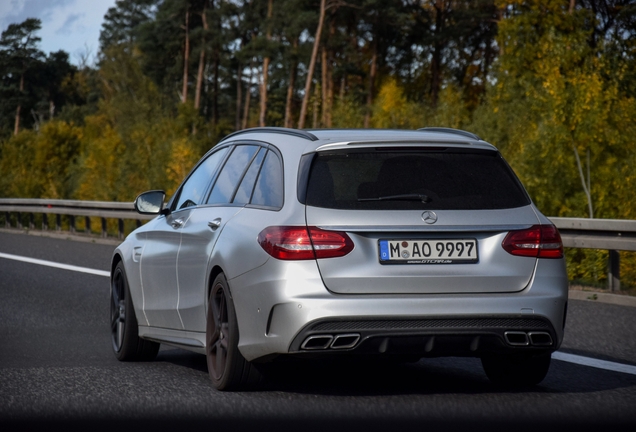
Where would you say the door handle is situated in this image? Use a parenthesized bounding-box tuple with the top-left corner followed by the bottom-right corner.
(208, 218, 222, 230)
(171, 218, 185, 228)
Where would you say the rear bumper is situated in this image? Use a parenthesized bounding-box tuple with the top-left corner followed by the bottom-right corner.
(229, 258, 568, 362)
(288, 315, 558, 359)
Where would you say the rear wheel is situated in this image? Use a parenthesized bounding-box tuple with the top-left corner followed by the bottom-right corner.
(110, 261, 160, 361)
(206, 273, 262, 390)
(481, 352, 551, 387)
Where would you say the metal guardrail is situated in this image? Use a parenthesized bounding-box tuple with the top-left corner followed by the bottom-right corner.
(550, 217, 636, 291)
(0, 199, 634, 289)
(550, 217, 636, 251)
(0, 198, 154, 239)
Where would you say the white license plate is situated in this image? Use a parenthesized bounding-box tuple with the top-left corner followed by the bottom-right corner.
(379, 239, 478, 264)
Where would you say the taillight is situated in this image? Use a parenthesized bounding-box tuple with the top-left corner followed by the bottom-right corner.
(258, 226, 354, 260)
(502, 224, 563, 259)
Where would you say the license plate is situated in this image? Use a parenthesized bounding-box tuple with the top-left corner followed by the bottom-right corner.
(379, 239, 478, 264)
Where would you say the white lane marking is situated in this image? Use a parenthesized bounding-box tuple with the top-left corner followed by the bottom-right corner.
(553, 351, 636, 376)
(0, 252, 110, 277)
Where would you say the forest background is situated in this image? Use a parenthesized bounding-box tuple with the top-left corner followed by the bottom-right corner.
(0, 0, 635, 289)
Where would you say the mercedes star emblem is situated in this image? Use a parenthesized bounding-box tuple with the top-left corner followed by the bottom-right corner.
(421, 210, 438, 224)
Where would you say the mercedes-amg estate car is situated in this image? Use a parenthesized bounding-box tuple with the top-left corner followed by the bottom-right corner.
(110, 127, 568, 390)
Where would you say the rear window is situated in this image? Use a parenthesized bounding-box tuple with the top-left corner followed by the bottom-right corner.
(304, 149, 530, 210)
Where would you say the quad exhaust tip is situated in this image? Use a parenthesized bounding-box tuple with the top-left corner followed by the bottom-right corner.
(504, 331, 529, 346)
(330, 333, 360, 349)
(504, 331, 553, 347)
(301, 335, 334, 350)
(301, 333, 360, 350)
(528, 331, 553, 346)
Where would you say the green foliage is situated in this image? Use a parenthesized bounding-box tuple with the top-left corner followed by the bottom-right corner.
(371, 78, 425, 129)
(331, 95, 364, 128)
(470, 0, 636, 286)
(0, 120, 81, 198)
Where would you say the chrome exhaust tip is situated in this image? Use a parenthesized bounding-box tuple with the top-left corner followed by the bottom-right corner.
(301, 335, 333, 350)
(504, 331, 529, 346)
(528, 332, 553, 346)
(330, 333, 360, 349)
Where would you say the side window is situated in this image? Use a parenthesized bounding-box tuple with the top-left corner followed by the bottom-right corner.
(207, 145, 259, 204)
(250, 150, 283, 208)
(174, 147, 229, 210)
(233, 148, 266, 204)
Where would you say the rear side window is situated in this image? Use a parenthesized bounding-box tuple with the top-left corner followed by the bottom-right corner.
(305, 149, 530, 210)
(251, 151, 283, 208)
(233, 148, 266, 204)
(207, 145, 259, 204)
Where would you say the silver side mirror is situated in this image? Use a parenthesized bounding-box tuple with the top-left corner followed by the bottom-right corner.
(134, 190, 166, 215)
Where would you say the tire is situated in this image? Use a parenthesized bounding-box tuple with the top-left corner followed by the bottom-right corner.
(110, 261, 160, 361)
(481, 352, 551, 387)
(206, 273, 262, 390)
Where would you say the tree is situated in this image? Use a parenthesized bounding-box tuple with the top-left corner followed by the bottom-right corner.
(298, 0, 326, 129)
(100, 0, 159, 51)
(0, 18, 44, 135)
(259, 0, 273, 126)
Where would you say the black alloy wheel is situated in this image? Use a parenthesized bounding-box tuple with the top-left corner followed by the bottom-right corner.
(206, 273, 262, 390)
(110, 265, 127, 354)
(207, 278, 230, 382)
(110, 262, 160, 361)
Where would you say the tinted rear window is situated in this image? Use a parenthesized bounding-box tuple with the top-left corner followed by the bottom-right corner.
(305, 149, 530, 210)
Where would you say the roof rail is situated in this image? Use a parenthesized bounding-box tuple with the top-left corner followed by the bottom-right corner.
(220, 127, 319, 142)
(417, 127, 481, 141)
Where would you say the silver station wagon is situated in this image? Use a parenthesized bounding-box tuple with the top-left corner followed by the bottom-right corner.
(110, 127, 568, 390)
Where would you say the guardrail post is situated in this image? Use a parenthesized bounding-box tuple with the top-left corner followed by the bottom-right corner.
(4, 212, 9, 228)
(85, 216, 91, 234)
(101, 218, 107, 238)
(70, 215, 75, 233)
(608, 250, 620, 292)
(29, 213, 34, 230)
(56, 214, 61, 231)
(42, 214, 48, 230)
(118, 219, 124, 239)
(17, 212, 22, 229)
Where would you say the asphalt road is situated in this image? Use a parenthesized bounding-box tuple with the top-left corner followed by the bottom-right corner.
(1, 231, 635, 432)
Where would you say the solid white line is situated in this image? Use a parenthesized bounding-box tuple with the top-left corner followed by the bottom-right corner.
(0, 252, 110, 278)
(553, 351, 636, 376)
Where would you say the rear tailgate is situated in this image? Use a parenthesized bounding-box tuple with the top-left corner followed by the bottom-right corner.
(306, 206, 540, 294)
(302, 144, 540, 295)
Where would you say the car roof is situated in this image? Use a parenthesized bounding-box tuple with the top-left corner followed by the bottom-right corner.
(218, 127, 497, 152)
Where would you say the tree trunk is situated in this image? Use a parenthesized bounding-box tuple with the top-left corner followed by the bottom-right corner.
(182, 8, 190, 104)
(284, 38, 298, 128)
(326, 20, 335, 127)
(194, 3, 208, 110)
(312, 82, 320, 128)
(213, 53, 219, 125)
(259, 0, 273, 127)
(364, 46, 377, 128)
(14, 72, 24, 135)
(569, 0, 576, 13)
(321, 47, 327, 127)
(430, 0, 443, 107)
(298, 0, 326, 129)
(326, 53, 333, 127)
(573, 145, 593, 218)
(236, 62, 242, 130)
(194, 49, 205, 110)
(242, 62, 254, 129)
